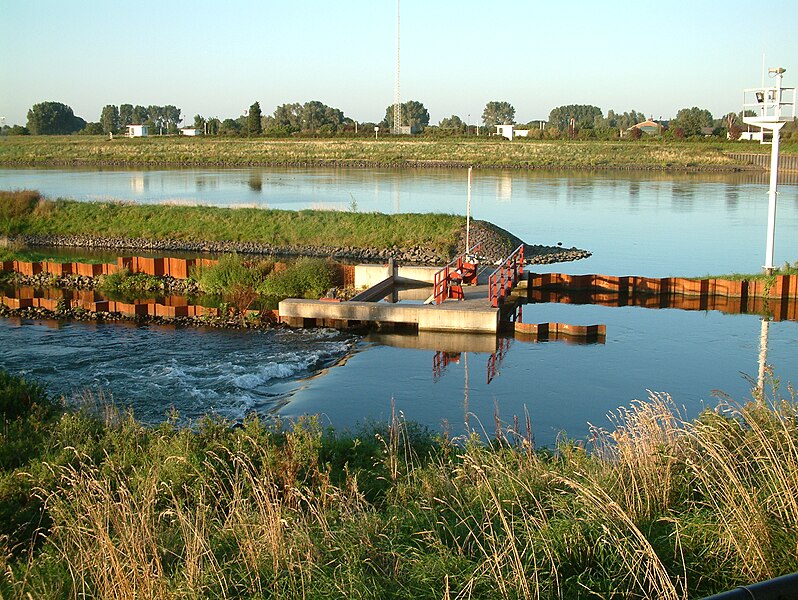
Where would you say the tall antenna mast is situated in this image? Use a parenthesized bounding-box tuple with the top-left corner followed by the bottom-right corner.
(393, 0, 402, 134)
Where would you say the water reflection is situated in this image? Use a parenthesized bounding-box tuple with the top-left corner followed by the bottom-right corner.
(248, 173, 263, 192)
(725, 183, 740, 211)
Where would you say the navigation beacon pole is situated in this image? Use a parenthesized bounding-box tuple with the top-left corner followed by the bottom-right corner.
(743, 67, 795, 274)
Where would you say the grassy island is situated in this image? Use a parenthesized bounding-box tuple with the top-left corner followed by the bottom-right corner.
(1, 135, 794, 170)
(1, 190, 464, 256)
(1, 368, 797, 598)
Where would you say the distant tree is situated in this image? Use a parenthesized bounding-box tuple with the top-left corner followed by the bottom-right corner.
(247, 102, 263, 136)
(301, 100, 344, 132)
(8, 125, 30, 136)
(547, 104, 602, 131)
(268, 102, 302, 132)
(482, 101, 515, 126)
(163, 105, 182, 133)
(193, 114, 206, 131)
(382, 100, 430, 130)
(728, 124, 742, 140)
(81, 122, 104, 135)
(206, 117, 221, 135)
(595, 109, 647, 129)
(146, 105, 162, 132)
(132, 105, 148, 124)
(220, 118, 242, 136)
(26, 101, 85, 135)
(670, 107, 713, 137)
(119, 104, 133, 127)
(439, 115, 465, 132)
(100, 104, 120, 134)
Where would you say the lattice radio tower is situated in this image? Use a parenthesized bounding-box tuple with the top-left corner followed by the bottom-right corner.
(392, 0, 402, 134)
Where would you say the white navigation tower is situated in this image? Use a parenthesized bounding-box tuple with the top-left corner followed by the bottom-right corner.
(743, 66, 795, 273)
(392, 0, 402, 134)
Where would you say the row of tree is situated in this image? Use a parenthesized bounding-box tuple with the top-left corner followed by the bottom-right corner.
(11, 99, 790, 140)
(99, 104, 182, 135)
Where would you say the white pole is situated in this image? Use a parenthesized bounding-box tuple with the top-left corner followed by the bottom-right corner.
(466, 166, 472, 255)
(764, 122, 783, 272)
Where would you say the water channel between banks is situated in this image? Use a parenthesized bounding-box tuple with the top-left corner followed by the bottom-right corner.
(1, 166, 797, 446)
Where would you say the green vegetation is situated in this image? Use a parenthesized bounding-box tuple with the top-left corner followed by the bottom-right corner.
(701, 260, 798, 281)
(192, 254, 273, 295)
(96, 269, 165, 297)
(1, 135, 795, 170)
(0, 368, 797, 598)
(192, 255, 335, 311)
(257, 258, 334, 300)
(0, 191, 464, 253)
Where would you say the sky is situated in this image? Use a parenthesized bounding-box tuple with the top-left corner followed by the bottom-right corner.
(2, 0, 797, 128)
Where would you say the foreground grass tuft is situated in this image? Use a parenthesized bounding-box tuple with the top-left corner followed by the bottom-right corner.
(0, 369, 797, 598)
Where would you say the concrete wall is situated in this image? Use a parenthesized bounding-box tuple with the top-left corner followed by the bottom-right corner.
(278, 298, 499, 333)
(354, 264, 441, 288)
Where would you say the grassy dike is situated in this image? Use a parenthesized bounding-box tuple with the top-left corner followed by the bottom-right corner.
(0, 191, 464, 258)
(1, 134, 793, 170)
(1, 368, 797, 599)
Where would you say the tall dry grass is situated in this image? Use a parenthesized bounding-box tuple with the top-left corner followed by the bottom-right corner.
(2, 369, 797, 599)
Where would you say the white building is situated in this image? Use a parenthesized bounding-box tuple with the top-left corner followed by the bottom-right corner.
(126, 124, 148, 137)
(737, 128, 764, 142)
(180, 127, 201, 136)
(495, 124, 529, 140)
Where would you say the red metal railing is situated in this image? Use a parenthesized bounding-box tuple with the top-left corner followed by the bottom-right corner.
(431, 244, 481, 305)
(488, 245, 525, 308)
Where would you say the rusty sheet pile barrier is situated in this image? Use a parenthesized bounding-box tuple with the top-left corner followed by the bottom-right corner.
(528, 273, 798, 300)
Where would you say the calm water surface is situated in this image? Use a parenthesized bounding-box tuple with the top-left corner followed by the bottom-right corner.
(1, 167, 797, 445)
(2, 166, 798, 276)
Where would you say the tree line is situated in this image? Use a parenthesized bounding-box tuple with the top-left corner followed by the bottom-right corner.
(6, 99, 797, 141)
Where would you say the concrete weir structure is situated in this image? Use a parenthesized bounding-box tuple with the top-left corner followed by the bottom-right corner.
(278, 262, 507, 333)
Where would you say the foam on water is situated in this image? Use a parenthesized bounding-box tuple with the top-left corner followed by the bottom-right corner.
(0, 320, 358, 424)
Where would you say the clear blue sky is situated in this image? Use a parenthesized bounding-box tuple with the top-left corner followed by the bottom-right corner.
(2, 0, 797, 127)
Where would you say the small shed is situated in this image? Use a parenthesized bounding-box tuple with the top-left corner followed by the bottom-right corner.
(126, 124, 149, 138)
(496, 124, 529, 140)
(180, 127, 201, 136)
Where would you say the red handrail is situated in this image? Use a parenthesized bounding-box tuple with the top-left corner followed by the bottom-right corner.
(431, 243, 481, 304)
(488, 245, 525, 308)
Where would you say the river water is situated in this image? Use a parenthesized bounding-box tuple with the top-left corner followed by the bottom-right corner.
(1, 167, 797, 445)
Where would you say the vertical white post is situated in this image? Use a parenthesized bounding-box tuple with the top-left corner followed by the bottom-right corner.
(466, 166, 472, 255)
(764, 123, 782, 272)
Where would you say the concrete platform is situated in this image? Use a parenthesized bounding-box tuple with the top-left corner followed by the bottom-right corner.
(279, 284, 502, 333)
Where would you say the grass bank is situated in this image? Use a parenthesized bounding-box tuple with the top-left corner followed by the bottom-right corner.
(1, 135, 794, 170)
(0, 369, 796, 598)
(703, 260, 798, 281)
(0, 190, 463, 257)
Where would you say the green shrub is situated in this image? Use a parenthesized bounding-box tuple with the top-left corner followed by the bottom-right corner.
(192, 254, 273, 295)
(96, 269, 164, 297)
(257, 258, 333, 299)
(0, 369, 51, 422)
(0, 189, 42, 234)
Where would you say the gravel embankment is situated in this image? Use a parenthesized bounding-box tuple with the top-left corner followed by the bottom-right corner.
(14, 221, 591, 266)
